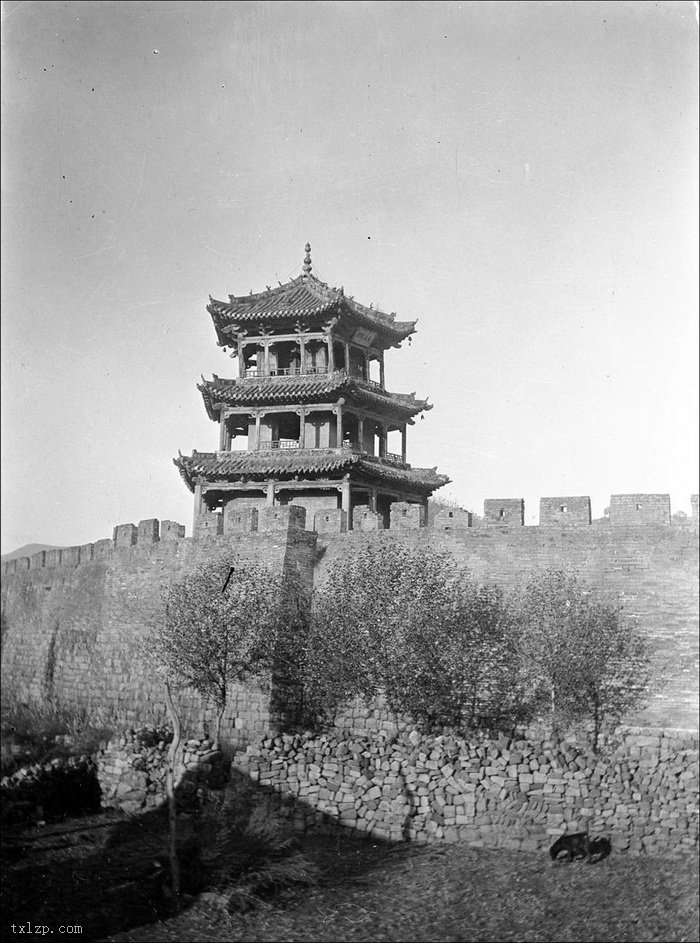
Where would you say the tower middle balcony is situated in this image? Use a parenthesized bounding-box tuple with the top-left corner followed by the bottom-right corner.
(238, 336, 385, 390)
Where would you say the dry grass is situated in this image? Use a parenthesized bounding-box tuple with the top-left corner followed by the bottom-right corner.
(104, 832, 698, 943)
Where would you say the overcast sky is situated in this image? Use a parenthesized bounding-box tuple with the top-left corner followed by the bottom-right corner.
(1, 0, 698, 552)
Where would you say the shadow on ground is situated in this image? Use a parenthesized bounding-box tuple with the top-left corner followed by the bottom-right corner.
(1, 769, 399, 943)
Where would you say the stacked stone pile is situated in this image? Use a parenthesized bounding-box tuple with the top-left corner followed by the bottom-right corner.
(96, 726, 229, 814)
(1, 753, 99, 823)
(234, 727, 698, 856)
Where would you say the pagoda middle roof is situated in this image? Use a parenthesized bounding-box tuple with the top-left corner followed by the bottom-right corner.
(198, 371, 431, 421)
(208, 273, 416, 345)
(174, 448, 450, 495)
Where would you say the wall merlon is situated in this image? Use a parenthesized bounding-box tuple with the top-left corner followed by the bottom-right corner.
(29, 550, 46, 569)
(483, 498, 525, 526)
(354, 508, 385, 531)
(434, 507, 473, 530)
(691, 495, 699, 521)
(313, 507, 347, 534)
(113, 523, 138, 548)
(226, 508, 259, 534)
(610, 494, 671, 526)
(79, 543, 95, 563)
(390, 502, 425, 529)
(137, 519, 160, 544)
(63, 546, 82, 566)
(160, 520, 186, 540)
(194, 511, 224, 539)
(258, 505, 307, 532)
(540, 496, 591, 527)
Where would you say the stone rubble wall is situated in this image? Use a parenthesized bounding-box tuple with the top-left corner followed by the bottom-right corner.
(95, 726, 229, 814)
(233, 727, 698, 857)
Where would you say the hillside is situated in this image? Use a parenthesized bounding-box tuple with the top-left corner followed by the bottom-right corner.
(1, 544, 63, 562)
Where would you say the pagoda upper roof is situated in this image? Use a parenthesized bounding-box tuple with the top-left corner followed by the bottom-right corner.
(174, 448, 449, 495)
(198, 371, 431, 422)
(207, 272, 416, 347)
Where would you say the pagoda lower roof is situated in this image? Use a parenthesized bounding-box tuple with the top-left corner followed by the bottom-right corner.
(208, 274, 416, 346)
(198, 371, 431, 421)
(174, 448, 449, 494)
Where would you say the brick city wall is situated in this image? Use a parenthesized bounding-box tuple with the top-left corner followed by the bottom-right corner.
(1, 495, 698, 743)
(0, 517, 317, 748)
(316, 524, 699, 730)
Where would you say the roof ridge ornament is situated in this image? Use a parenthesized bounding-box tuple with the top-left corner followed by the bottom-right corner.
(303, 242, 312, 276)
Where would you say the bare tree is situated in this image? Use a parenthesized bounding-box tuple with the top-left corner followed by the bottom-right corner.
(152, 556, 300, 743)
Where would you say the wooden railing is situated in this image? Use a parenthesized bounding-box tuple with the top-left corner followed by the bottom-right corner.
(240, 367, 385, 390)
(244, 366, 327, 378)
(257, 439, 300, 450)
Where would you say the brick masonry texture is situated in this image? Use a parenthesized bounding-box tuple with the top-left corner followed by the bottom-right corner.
(233, 727, 698, 857)
(482, 499, 525, 526)
(539, 496, 591, 528)
(610, 494, 671, 526)
(1, 506, 698, 741)
(1, 520, 317, 749)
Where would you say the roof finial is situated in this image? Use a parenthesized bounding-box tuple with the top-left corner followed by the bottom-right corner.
(303, 242, 312, 275)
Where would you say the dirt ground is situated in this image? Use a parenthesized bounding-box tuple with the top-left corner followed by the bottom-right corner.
(2, 808, 698, 943)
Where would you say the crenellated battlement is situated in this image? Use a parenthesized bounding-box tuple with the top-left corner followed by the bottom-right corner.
(1, 492, 697, 736)
(1, 518, 188, 578)
(2, 493, 697, 580)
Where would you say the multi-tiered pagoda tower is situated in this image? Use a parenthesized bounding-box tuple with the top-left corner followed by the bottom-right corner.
(175, 245, 449, 533)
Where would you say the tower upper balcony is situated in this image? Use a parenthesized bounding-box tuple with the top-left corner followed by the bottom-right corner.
(206, 244, 417, 392)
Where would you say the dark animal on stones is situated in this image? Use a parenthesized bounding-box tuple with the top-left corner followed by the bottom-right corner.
(586, 836, 612, 862)
(549, 831, 611, 863)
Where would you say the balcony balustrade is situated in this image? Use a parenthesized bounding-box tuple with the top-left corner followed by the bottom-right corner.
(247, 440, 405, 464)
(258, 438, 301, 450)
(245, 366, 329, 378)
(241, 366, 384, 390)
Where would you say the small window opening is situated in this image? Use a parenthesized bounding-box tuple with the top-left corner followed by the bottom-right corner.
(448, 511, 454, 518)
(560, 505, 568, 513)
(499, 509, 505, 519)
(636, 503, 643, 511)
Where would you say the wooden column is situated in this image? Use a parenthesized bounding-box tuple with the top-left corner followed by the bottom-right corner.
(219, 414, 228, 451)
(326, 336, 335, 372)
(298, 337, 306, 374)
(266, 480, 276, 506)
(238, 342, 247, 378)
(379, 352, 385, 388)
(379, 423, 386, 457)
(255, 412, 262, 451)
(336, 400, 344, 447)
(357, 416, 365, 453)
(370, 487, 378, 511)
(193, 483, 203, 533)
(341, 477, 351, 524)
(344, 343, 351, 374)
(263, 342, 270, 377)
(401, 425, 407, 463)
(297, 407, 306, 448)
